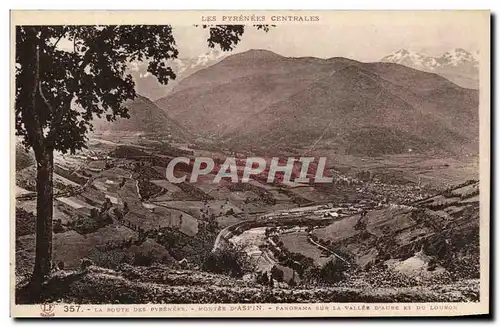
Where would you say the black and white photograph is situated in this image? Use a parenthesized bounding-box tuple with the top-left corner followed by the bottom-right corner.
(10, 10, 490, 317)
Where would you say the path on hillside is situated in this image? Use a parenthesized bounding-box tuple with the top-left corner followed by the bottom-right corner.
(307, 234, 351, 266)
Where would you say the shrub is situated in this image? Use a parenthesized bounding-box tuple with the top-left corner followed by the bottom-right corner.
(256, 272, 270, 285)
(53, 219, 64, 234)
(271, 266, 284, 283)
(133, 252, 154, 267)
(74, 212, 113, 235)
(442, 190, 455, 198)
(303, 266, 321, 283)
(202, 245, 251, 278)
(137, 179, 163, 200)
(318, 258, 349, 284)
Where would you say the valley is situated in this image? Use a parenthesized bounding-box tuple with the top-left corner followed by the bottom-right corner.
(15, 131, 480, 303)
(15, 48, 481, 304)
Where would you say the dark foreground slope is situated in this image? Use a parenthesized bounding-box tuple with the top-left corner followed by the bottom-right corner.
(16, 264, 478, 304)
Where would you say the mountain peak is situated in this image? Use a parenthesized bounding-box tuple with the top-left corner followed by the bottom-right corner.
(380, 48, 479, 88)
(173, 49, 227, 76)
(226, 49, 283, 62)
(393, 49, 410, 55)
(440, 48, 477, 66)
(380, 49, 426, 69)
(382, 49, 424, 60)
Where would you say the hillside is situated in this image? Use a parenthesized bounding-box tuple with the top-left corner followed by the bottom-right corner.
(155, 50, 359, 137)
(14, 143, 480, 304)
(16, 264, 478, 304)
(155, 50, 478, 156)
(313, 180, 480, 280)
(93, 95, 191, 141)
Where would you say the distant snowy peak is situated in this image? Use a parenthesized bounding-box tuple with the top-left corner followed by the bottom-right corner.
(129, 49, 227, 80)
(128, 49, 228, 101)
(381, 48, 479, 89)
(381, 49, 426, 67)
(440, 48, 478, 67)
(173, 49, 228, 76)
(473, 50, 480, 61)
(381, 48, 478, 71)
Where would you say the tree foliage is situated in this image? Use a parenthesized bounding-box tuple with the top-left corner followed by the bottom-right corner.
(202, 244, 252, 278)
(318, 258, 349, 284)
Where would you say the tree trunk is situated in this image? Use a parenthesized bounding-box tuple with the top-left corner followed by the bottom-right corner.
(30, 148, 54, 287)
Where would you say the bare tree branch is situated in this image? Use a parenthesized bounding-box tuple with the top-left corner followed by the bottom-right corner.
(52, 27, 67, 50)
(38, 82, 54, 114)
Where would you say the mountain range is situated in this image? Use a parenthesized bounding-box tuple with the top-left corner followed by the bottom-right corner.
(129, 49, 227, 101)
(152, 49, 478, 157)
(96, 49, 478, 157)
(380, 48, 479, 89)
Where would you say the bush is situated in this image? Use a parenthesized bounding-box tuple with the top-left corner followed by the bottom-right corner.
(133, 252, 154, 267)
(271, 266, 284, 283)
(74, 212, 113, 235)
(427, 258, 438, 271)
(442, 190, 455, 198)
(303, 266, 321, 283)
(137, 179, 163, 200)
(202, 245, 251, 278)
(256, 272, 270, 286)
(53, 219, 64, 234)
(318, 258, 349, 284)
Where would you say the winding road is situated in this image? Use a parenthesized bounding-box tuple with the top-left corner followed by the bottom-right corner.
(211, 204, 352, 267)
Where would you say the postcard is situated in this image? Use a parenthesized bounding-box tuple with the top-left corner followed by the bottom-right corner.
(10, 10, 490, 317)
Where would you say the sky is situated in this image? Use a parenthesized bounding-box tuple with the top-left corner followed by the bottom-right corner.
(172, 13, 483, 61)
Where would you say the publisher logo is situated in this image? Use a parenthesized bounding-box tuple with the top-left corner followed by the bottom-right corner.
(40, 303, 55, 317)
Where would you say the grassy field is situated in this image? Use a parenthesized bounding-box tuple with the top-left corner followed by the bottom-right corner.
(146, 204, 199, 236)
(280, 231, 331, 266)
(313, 214, 361, 244)
(287, 186, 335, 203)
(215, 215, 243, 228)
(16, 199, 79, 225)
(153, 200, 242, 220)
